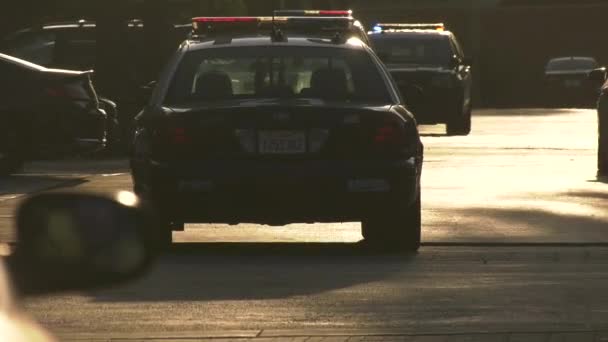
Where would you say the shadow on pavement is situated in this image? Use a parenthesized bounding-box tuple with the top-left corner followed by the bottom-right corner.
(454, 206, 608, 241)
(563, 190, 608, 200)
(91, 242, 416, 302)
(590, 175, 608, 184)
(0, 175, 87, 197)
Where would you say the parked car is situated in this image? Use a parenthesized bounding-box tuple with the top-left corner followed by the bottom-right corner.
(0, 19, 192, 150)
(368, 23, 473, 135)
(0, 53, 108, 175)
(544, 56, 601, 108)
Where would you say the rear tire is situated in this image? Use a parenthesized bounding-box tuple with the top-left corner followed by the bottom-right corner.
(156, 222, 173, 252)
(362, 192, 421, 252)
(137, 188, 173, 253)
(446, 101, 471, 136)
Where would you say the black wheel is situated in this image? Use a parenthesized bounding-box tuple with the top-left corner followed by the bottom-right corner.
(137, 189, 173, 253)
(446, 101, 471, 136)
(362, 192, 421, 252)
(155, 221, 173, 252)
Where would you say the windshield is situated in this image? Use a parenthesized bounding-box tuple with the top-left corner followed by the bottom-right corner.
(369, 35, 452, 66)
(164, 46, 392, 105)
(546, 58, 598, 71)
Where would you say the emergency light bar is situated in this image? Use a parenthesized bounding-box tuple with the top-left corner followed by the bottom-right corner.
(274, 10, 353, 17)
(192, 16, 354, 37)
(373, 23, 445, 32)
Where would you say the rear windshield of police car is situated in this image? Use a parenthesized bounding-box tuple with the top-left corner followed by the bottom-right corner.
(546, 58, 598, 71)
(370, 35, 452, 66)
(164, 46, 393, 105)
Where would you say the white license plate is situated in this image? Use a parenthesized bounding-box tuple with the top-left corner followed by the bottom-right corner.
(258, 131, 306, 154)
(564, 79, 582, 88)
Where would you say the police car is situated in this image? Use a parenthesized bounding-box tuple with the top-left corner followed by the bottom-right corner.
(130, 16, 424, 251)
(368, 23, 473, 135)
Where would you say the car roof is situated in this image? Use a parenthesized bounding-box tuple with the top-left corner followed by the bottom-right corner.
(184, 35, 368, 52)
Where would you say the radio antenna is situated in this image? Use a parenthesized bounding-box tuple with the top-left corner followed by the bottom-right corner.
(271, 0, 285, 42)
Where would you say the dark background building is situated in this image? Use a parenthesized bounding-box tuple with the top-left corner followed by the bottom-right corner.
(1, 0, 607, 107)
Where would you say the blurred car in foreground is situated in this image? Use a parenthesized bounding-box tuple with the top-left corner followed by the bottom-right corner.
(544, 56, 600, 108)
(131, 17, 424, 252)
(1, 191, 157, 341)
(0, 53, 108, 175)
(368, 23, 473, 135)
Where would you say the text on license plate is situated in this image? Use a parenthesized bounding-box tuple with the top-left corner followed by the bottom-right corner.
(258, 131, 306, 154)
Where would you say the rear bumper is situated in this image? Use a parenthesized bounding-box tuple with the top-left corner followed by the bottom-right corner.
(134, 158, 421, 224)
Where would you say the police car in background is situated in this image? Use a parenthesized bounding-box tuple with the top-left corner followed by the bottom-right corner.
(368, 23, 473, 135)
(130, 16, 424, 252)
(544, 56, 600, 108)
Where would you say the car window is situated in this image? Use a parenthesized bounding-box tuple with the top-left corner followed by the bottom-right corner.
(52, 30, 96, 70)
(165, 46, 393, 105)
(370, 35, 452, 66)
(4, 31, 56, 66)
(546, 58, 598, 71)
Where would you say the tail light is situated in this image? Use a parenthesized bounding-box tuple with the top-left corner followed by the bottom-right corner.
(373, 119, 407, 147)
(371, 117, 419, 158)
(45, 87, 69, 98)
(169, 127, 191, 145)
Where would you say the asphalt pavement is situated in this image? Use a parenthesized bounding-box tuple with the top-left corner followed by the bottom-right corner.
(2, 108, 608, 341)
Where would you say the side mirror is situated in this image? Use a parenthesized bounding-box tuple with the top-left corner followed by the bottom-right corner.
(588, 67, 607, 83)
(448, 55, 460, 69)
(7, 192, 160, 296)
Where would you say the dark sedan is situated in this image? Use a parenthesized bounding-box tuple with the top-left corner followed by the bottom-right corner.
(131, 17, 424, 252)
(544, 56, 600, 108)
(0, 53, 107, 174)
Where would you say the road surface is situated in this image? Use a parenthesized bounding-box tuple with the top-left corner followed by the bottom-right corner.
(2, 108, 608, 341)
